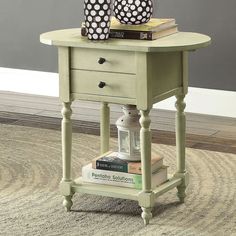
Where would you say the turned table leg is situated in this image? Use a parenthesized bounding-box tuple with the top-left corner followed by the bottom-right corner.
(139, 109, 154, 225)
(100, 102, 110, 154)
(175, 95, 189, 203)
(60, 102, 74, 211)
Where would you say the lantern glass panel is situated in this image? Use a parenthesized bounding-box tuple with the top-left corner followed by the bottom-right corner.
(119, 130, 130, 154)
(132, 131, 140, 151)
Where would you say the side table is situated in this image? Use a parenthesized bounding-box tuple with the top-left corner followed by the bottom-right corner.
(40, 29, 211, 225)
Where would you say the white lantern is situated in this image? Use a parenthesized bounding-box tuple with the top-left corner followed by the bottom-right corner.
(116, 105, 141, 161)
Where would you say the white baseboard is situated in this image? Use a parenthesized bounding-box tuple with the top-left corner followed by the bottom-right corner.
(0, 67, 59, 97)
(1, 67, 236, 118)
(154, 87, 236, 118)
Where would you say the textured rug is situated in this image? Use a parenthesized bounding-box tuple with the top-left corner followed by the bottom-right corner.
(0, 123, 235, 236)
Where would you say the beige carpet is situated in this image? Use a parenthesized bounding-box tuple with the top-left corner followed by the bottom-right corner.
(0, 123, 235, 236)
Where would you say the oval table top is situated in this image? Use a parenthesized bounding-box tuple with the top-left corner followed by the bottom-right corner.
(40, 28, 211, 52)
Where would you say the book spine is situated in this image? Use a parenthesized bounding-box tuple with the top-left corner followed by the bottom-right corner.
(96, 160, 128, 173)
(82, 164, 168, 189)
(82, 164, 142, 189)
(109, 30, 153, 40)
(81, 27, 153, 40)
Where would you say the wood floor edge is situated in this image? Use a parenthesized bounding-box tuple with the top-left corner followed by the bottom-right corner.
(0, 111, 235, 154)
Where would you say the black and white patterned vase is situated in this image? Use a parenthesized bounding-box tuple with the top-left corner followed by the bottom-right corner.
(84, 0, 112, 40)
(113, 0, 153, 25)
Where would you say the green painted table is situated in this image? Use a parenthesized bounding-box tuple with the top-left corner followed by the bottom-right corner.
(40, 29, 211, 225)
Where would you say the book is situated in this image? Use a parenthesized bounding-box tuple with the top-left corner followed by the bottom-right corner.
(82, 163, 168, 189)
(92, 151, 163, 174)
(81, 17, 177, 40)
(110, 17, 176, 32)
(81, 25, 178, 40)
(109, 26, 178, 40)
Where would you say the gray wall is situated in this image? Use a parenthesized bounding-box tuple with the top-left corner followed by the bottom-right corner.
(0, 0, 236, 91)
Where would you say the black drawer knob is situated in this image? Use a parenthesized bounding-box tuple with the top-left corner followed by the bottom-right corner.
(98, 57, 106, 64)
(98, 81, 106, 88)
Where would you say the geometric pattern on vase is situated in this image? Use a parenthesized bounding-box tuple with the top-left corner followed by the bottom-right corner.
(84, 0, 112, 40)
(113, 0, 153, 25)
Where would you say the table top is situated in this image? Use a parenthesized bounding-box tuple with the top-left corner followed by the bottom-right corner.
(40, 28, 211, 52)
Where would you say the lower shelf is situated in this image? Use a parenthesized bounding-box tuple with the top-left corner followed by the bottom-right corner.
(71, 175, 182, 201)
(72, 177, 139, 200)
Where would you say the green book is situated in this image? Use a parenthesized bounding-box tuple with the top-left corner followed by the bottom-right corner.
(92, 151, 163, 174)
(82, 163, 168, 190)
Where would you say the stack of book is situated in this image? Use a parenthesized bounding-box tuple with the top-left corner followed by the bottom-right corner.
(82, 151, 168, 190)
(81, 16, 178, 40)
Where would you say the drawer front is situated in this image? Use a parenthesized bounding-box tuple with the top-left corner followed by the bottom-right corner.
(71, 70, 136, 99)
(71, 48, 136, 74)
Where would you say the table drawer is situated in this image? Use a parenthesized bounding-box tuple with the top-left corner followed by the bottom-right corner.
(71, 48, 136, 74)
(71, 70, 136, 99)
